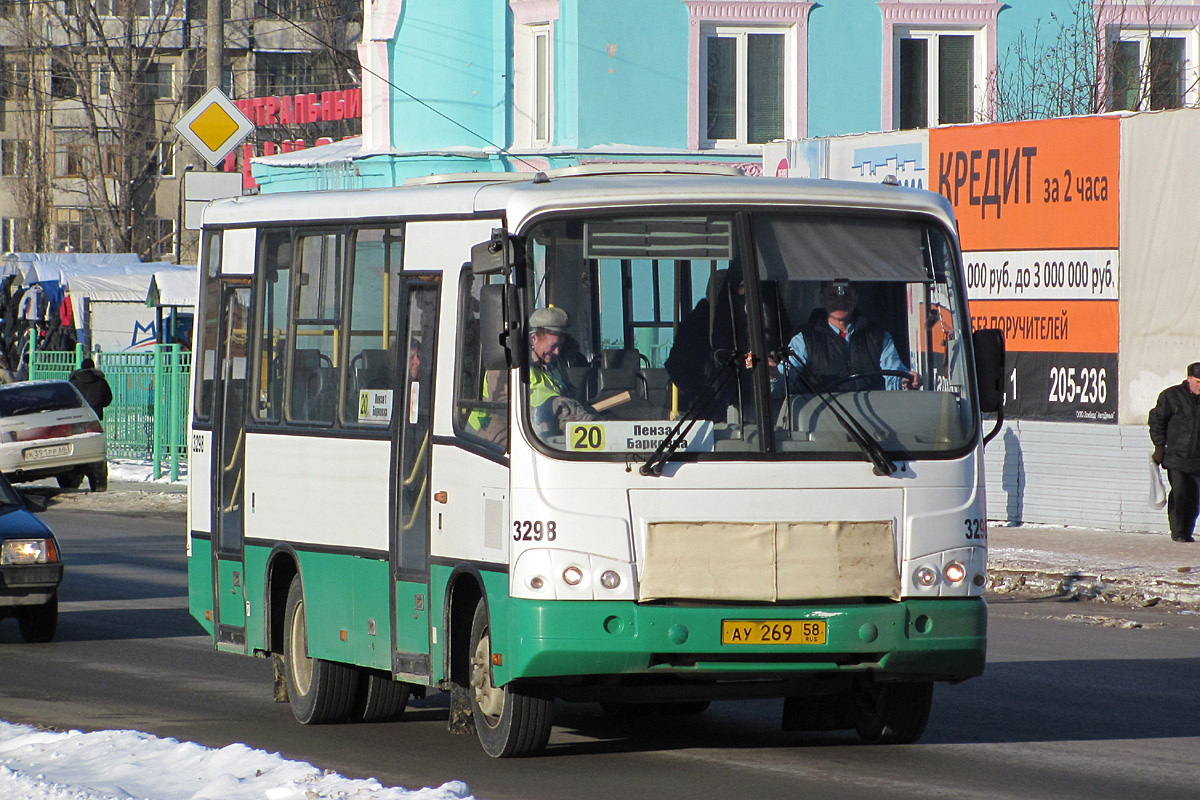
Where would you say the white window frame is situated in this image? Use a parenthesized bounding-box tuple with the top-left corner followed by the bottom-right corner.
(700, 24, 796, 148)
(893, 26, 987, 129)
(685, 1, 813, 150)
(510, 1, 558, 149)
(878, 0, 999, 131)
(1105, 26, 1200, 110)
(94, 64, 113, 99)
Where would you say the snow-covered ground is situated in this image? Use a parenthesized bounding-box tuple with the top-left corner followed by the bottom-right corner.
(0, 722, 475, 800)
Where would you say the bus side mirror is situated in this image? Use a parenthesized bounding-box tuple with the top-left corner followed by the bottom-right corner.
(471, 229, 524, 276)
(479, 283, 525, 370)
(972, 328, 1005, 413)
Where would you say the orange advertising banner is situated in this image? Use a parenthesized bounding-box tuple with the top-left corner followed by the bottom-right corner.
(968, 299, 1118, 354)
(930, 117, 1120, 251)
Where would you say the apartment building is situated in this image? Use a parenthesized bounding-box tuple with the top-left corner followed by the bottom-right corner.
(0, 0, 361, 263)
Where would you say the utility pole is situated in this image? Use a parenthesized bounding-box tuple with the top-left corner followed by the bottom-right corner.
(206, 0, 224, 172)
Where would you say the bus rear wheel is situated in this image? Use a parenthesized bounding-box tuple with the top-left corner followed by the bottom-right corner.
(352, 668, 411, 723)
(468, 599, 553, 757)
(283, 577, 359, 724)
(853, 682, 933, 744)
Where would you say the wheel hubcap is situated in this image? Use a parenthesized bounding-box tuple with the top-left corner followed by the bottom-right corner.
(289, 598, 314, 695)
(470, 629, 505, 722)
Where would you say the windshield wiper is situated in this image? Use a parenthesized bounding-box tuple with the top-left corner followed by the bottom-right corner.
(781, 357, 897, 477)
(640, 353, 737, 477)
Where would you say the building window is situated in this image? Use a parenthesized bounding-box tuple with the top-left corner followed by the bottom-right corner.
(880, 1, 999, 131)
(54, 131, 87, 178)
(704, 26, 788, 144)
(685, 1, 813, 149)
(158, 141, 175, 177)
(1, 138, 30, 177)
(55, 208, 98, 253)
(897, 31, 979, 128)
(144, 61, 173, 101)
(50, 60, 78, 100)
(1106, 27, 1198, 111)
(0, 218, 27, 253)
(95, 64, 113, 99)
(510, 1, 558, 148)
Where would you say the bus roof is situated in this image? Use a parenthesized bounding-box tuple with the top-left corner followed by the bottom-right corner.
(201, 170, 957, 233)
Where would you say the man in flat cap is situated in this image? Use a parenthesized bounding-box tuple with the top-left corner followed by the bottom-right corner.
(526, 306, 595, 437)
(1148, 362, 1200, 542)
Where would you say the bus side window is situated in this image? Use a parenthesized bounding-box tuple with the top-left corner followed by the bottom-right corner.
(341, 227, 403, 425)
(254, 230, 292, 422)
(455, 269, 508, 449)
(194, 230, 222, 421)
(287, 231, 343, 424)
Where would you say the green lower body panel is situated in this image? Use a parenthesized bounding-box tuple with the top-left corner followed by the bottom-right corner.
(498, 597, 986, 685)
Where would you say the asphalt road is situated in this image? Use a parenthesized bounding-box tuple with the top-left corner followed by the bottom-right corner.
(0, 504, 1197, 800)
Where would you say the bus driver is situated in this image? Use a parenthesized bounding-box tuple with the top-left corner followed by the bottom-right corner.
(778, 279, 920, 393)
(526, 306, 595, 437)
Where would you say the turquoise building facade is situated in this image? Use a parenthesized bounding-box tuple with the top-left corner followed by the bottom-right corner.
(252, 0, 1198, 192)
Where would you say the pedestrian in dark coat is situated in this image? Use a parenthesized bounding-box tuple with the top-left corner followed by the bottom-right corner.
(1148, 362, 1200, 542)
(69, 358, 114, 420)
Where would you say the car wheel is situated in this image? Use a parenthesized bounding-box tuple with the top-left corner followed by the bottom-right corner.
(56, 469, 83, 490)
(282, 577, 358, 724)
(853, 682, 933, 745)
(86, 462, 108, 493)
(18, 594, 58, 643)
(469, 599, 554, 757)
(351, 668, 411, 723)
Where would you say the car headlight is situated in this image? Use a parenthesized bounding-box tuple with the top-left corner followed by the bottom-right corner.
(1, 539, 57, 565)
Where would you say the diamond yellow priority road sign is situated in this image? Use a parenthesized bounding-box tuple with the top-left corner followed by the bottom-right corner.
(174, 87, 255, 167)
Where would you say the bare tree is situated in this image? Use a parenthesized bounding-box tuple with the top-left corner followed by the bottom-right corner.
(990, 1, 1200, 123)
(28, 0, 195, 258)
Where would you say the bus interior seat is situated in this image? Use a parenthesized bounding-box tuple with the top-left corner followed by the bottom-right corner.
(291, 348, 336, 421)
(352, 348, 393, 392)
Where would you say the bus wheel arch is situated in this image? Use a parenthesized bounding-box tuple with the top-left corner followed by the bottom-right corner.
(265, 547, 300, 655)
(444, 568, 485, 688)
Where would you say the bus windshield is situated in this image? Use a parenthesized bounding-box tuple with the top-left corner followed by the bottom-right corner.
(520, 210, 976, 461)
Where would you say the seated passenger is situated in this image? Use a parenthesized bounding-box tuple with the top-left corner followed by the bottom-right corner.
(778, 280, 920, 392)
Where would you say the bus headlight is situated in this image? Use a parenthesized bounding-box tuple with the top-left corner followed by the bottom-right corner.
(944, 561, 967, 584)
(511, 549, 634, 600)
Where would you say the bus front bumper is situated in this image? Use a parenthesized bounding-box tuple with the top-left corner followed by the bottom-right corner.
(498, 597, 986, 686)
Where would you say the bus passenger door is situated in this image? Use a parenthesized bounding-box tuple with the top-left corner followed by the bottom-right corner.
(391, 277, 440, 680)
(212, 284, 251, 651)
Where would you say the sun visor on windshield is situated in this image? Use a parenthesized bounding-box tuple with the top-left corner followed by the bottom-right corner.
(753, 215, 932, 283)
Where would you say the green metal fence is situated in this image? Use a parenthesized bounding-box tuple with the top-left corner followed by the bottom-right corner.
(27, 332, 191, 481)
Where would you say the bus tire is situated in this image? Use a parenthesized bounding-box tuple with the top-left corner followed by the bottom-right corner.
(853, 682, 933, 745)
(18, 594, 57, 643)
(352, 668, 411, 723)
(468, 599, 553, 757)
(283, 577, 359, 724)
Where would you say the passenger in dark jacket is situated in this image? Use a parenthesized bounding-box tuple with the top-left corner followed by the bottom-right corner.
(1148, 362, 1200, 542)
(69, 358, 114, 420)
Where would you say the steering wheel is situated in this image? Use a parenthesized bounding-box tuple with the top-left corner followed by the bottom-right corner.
(821, 369, 913, 392)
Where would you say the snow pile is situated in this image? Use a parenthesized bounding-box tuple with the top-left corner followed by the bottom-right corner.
(0, 722, 475, 800)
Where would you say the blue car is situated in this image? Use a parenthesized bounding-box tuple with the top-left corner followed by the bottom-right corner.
(0, 475, 62, 642)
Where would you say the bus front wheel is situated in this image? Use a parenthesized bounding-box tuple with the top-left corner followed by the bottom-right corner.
(468, 600, 553, 757)
(283, 577, 359, 724)
(853, 682, 933, 744)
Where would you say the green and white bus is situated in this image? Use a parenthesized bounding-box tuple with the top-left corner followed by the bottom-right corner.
(187, 166, 1004, 757)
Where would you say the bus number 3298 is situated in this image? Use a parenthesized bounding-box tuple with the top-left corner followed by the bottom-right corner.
(513, 520, 558, 541)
